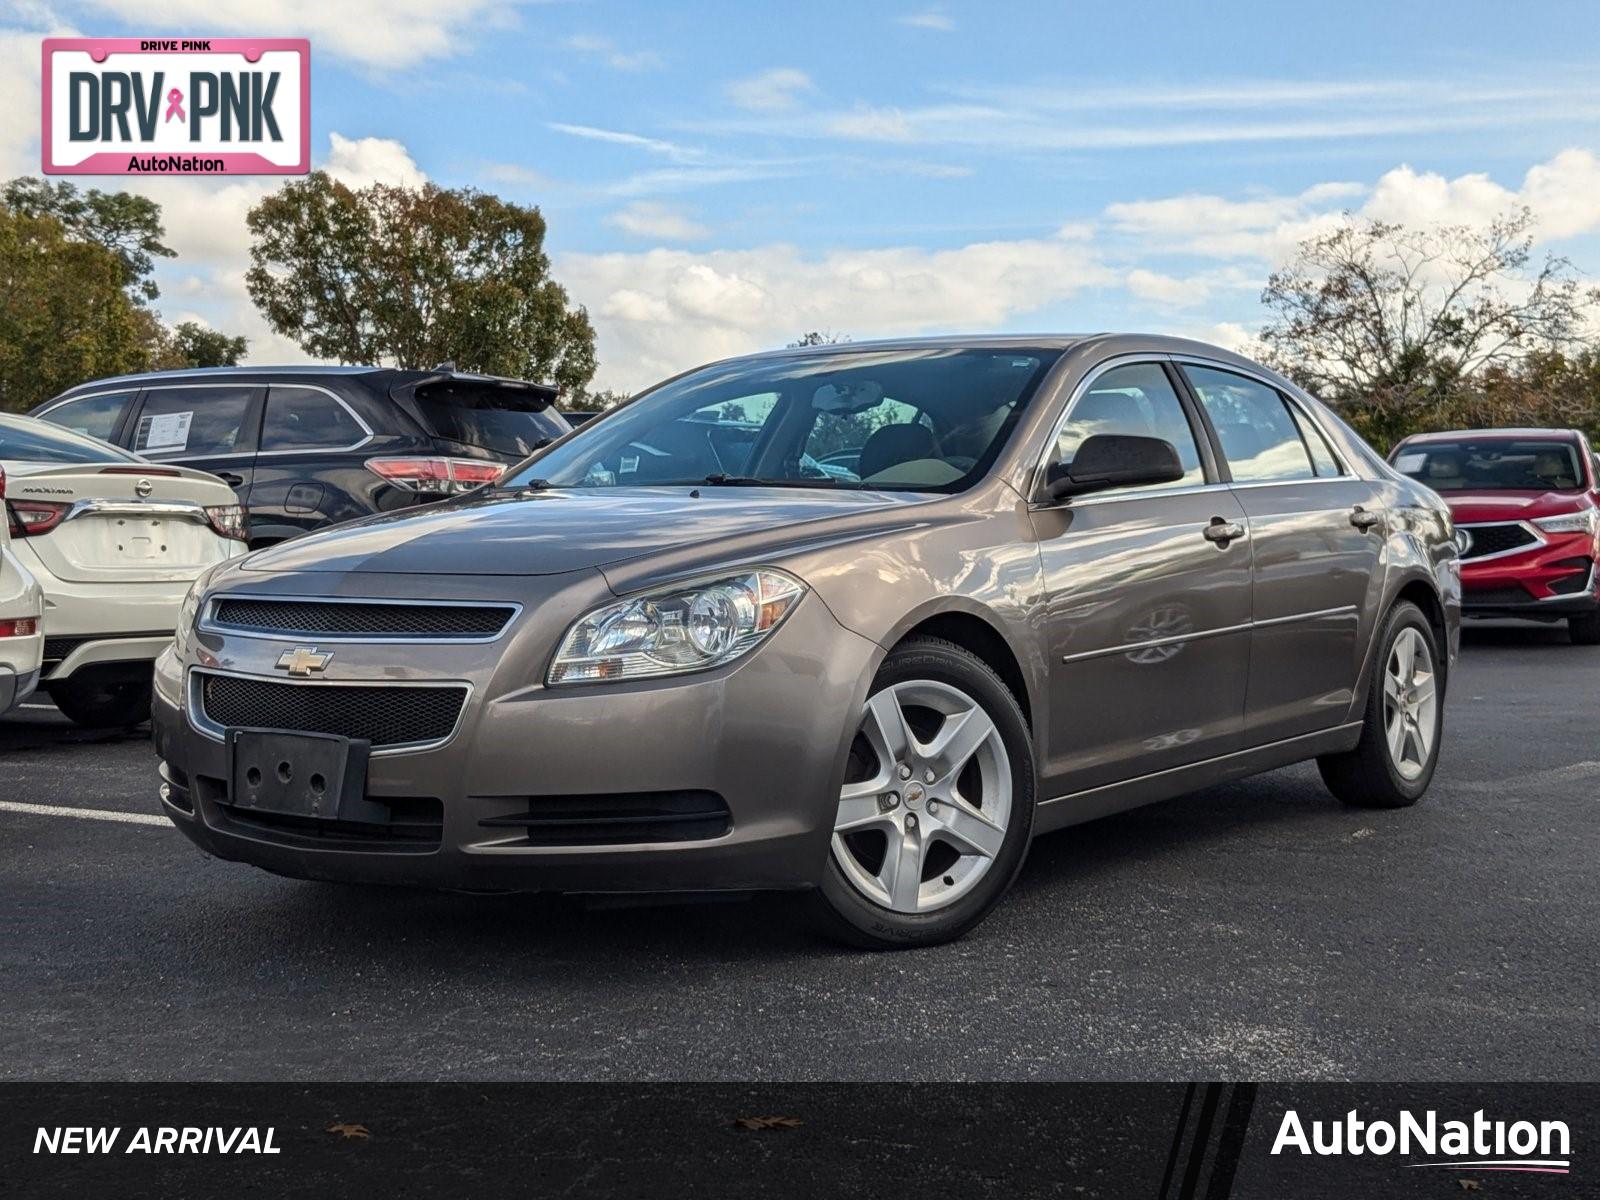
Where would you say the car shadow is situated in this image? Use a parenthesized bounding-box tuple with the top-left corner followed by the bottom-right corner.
(0, 700, 150, 754)
(1459, 620, 1580, 649)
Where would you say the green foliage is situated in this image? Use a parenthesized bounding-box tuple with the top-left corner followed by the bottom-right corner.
(788, 330, 850, 348)
(0, 209, 150, 412)
(1259, 210, 1600, 449)
(159, 321, 248, 369)
(1, 177, 175, 302)
(245, 172, 597, 392)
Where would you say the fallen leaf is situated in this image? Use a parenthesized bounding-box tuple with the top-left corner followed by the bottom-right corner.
(326, 1122, 370, 1140)
(732, 1116, 804, 1131)
(1457, 1181, 1480, 1192)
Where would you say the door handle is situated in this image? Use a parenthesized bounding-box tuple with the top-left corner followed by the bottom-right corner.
(1350, 506, 1383, 531)
(214, 472, 245, 487)
(1203, 517, 1246, 546)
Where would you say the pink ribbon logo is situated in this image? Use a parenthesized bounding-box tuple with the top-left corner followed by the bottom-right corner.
(164, 87, 185, 123)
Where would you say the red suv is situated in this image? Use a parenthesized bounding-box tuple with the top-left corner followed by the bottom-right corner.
(1390, 428, 1600, 644)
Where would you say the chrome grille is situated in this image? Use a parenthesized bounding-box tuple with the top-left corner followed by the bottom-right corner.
(197, 673, 467, 748)
(210, 597, 514, 639)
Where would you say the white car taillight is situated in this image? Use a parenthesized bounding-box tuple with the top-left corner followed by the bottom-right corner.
(365, 456, 503, 495)
(6, 500, 69, 538)
(204, 504, 249, 542)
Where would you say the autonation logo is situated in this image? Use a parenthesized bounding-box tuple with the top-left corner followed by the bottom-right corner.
(1272, 1108, 1572, 1176)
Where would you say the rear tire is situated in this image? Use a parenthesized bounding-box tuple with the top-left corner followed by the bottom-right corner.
(47, 677, 152, 729)
(807, 636, 1035, 950)
(1317, 601, 1441, 809)
(1569, 611, 1600, 645)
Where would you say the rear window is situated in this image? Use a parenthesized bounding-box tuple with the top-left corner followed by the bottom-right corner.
(411, 381, 569, 458)
(0, 418, 138, 464)
(1393, 439, 1586, 492)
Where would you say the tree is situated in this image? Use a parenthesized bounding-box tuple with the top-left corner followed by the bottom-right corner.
(1, 177, 175, 302)
(581, 388, 632, 412)
(161, 321, 248, 369)
(0, 209, 150, 412)
(788, 330, 851, 347)
(1259, 209, 1599, 446)
(245, 172, 597, 391)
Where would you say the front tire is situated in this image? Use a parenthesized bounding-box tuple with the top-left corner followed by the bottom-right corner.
(1569, 611, 1600, 645)
(1317, 601, 1441, 808)
(809, 637, 1035, 949)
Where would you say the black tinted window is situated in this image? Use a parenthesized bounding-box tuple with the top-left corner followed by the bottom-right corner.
(261, 387, 366, 450)
(1184, 366, 1315, 482)
(1393, 439, 1585, 492)
(413, 382, 568, 458)
(134, 387, 254, 457)
(1053, 363, 1204, 490)
(0, 418, 136, 463)
(39, 391, 134, 441)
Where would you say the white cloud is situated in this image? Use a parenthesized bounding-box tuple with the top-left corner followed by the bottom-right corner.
(548, 122, 700, 161)
(726, 68, 816, 113)
(324, 132, 429, 188)
(898, 9, 956, 31)
(1126, 268, 1207, 307)
(558, 231, 1113, 391)
(562, 33, 663, 72)
(83, 0, 521, 70)
(606, 201, 710, 242)
(826, 106, 915, 142)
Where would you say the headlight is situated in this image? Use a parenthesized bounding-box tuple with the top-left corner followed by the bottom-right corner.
(548, 569, 806, 685)
(172, 567, 216, 657)
(1533, 509, 1600, 536)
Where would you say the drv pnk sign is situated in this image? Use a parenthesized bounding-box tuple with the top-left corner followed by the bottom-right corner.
(42, 38, 309, 175)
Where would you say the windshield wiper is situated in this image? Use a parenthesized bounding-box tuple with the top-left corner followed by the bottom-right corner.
(500, 477, 553, 493)
(701, 473, 767, 486)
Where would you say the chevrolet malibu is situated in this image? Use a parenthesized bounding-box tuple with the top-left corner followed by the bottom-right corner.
(153, 336, 1461, 947)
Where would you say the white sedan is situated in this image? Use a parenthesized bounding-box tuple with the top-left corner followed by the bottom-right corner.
(0, 415, 248, 727)
(0, 466, 44, 716)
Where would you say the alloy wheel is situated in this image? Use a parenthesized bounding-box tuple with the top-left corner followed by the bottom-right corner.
(1383, 627, 1437, 781)
(831, 679, 1012, 914)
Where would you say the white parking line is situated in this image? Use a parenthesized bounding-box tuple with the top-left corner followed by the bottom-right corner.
(0, 800, 169, 827)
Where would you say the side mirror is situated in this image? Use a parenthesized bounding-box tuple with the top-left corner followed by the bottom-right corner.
(1044, 434, 1185, 501)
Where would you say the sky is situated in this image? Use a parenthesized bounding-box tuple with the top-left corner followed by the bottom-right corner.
(5, 0, 1600, 392)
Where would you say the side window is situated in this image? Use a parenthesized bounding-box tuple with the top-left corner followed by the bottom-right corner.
(261, 387, 365, 451)
(133, 387, 254, 457)
(1183, 366, 1315, 483)
(1286, 402, 1343, 477)
(38, 391, 134, 441)
(1052, 363, 1205, 492)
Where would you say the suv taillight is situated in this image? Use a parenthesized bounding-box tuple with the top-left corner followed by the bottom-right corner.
(0, 617, 38, 637)
(365, 456, 503, 494)
(6, 500, 70, 538)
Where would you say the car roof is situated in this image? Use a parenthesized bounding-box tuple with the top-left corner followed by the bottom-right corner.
(42, 364, 559, 405)
(1400, 427, 1580, 442)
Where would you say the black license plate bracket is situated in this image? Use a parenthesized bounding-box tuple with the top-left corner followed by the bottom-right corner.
(227, 728, 374, 821)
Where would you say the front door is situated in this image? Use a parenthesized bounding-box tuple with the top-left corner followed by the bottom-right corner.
(1179, 362, 1386, 744)
(1030, 361, 1254, 799)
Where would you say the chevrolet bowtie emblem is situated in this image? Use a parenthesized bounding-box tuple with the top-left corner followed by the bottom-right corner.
(276, 647, 333, 677)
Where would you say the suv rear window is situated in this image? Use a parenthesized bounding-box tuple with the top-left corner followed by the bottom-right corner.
(411, 381, 569, 458)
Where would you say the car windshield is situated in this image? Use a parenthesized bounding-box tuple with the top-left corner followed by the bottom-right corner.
(501, 347, 1061, 493)
(1393, 438, 1586, 492)
(0, 417, 139, 464)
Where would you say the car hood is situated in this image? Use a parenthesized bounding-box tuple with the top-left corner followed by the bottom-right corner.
(1438, 489, 1594, 524)
(240, 486, 934, 576)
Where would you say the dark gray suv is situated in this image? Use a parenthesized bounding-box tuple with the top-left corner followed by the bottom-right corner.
(152, 335, 1461, 947)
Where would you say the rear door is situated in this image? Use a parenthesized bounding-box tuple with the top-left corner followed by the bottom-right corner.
(245, 383, 377, 542)
(1177, 361, 1387, 744)
(125, 384, 263, 504)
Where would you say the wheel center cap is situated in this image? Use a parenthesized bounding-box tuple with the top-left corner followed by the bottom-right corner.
(904, 783, 925, 807)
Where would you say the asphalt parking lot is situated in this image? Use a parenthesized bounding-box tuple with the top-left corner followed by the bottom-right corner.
(2, 621, 1594, 1083)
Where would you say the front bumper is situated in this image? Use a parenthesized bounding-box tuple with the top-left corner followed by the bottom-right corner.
(152, 574, 881, 893)
(1460, 535, 1597, 621)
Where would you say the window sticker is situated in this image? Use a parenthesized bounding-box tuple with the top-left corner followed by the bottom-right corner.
(1394, 452, 1426, 473)
(137, 410, 193, 453)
